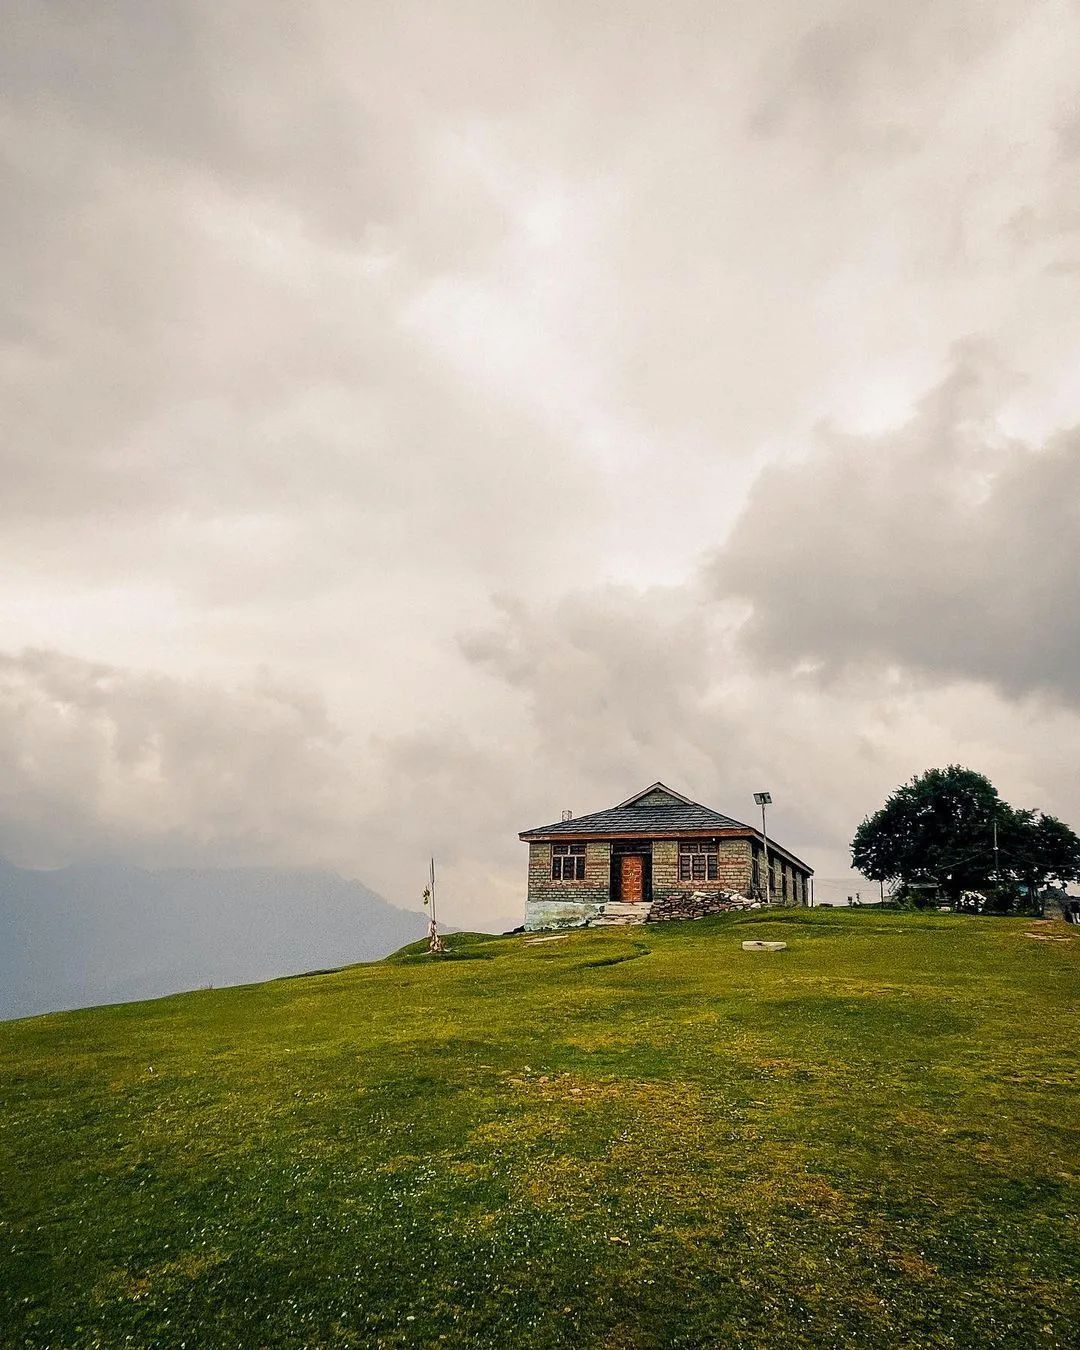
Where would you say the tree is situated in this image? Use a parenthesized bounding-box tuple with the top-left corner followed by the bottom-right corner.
(1007, 814, 1080, 896)
(851, 766, 1080, 909)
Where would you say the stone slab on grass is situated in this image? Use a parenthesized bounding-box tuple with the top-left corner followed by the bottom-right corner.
(741, 940, 788, 952)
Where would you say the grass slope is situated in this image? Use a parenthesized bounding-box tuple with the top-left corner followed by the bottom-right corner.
(1, 910, 1077, 1349)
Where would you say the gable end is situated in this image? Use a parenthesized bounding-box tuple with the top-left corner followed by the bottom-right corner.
(616, 781, 694, 809)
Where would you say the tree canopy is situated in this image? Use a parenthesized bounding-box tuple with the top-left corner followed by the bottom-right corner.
(851, 766, 1080, 908)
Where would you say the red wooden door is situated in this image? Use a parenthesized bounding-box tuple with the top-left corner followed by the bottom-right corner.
(620, 855, 644, 903)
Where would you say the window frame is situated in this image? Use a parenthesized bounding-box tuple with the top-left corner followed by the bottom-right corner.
(551, 842, 587, 882)
(678, 840, 720, 883)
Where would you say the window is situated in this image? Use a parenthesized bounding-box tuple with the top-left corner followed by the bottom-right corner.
(551, 843, 586, 881)
(679, 841, 719, 882)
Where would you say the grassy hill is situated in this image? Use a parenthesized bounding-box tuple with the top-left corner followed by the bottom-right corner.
(1, 910, 1077, 1349)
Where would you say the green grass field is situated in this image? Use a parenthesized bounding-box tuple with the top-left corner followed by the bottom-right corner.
(1, 909, 1077, 1348)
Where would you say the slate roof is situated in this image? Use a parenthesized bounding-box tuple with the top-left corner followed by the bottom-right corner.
(520, 782, 751, 839)
(520, 782, 814, 872)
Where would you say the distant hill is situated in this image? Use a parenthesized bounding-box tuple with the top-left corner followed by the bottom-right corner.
(0, 857, 427, 1020)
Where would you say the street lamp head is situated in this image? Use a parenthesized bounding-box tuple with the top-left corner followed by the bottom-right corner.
(753, 791, 772, 806)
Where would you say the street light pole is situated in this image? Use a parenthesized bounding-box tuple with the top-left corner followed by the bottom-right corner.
(754, 792, 772, 905)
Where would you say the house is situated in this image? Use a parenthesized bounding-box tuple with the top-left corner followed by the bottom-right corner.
(520, 782, 813, 930)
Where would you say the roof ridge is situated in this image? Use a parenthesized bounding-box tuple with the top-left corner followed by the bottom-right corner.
(615, 781, 695, 809)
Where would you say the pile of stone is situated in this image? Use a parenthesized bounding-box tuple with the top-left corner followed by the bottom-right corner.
(647, 891, 761, 923)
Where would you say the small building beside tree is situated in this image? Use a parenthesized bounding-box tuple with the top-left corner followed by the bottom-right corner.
(520, 782, 812, 931)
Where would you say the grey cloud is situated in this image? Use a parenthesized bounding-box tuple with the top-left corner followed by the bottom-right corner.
(5, 0, 1074, 553)
(459, 587, 816, 840)
(457, 572, 1080, 907)
(0, 644, 542, 926)
(2, 145, 596, 628)
(1, 4, 555, 534)
(711, 346, 1080, 706)
(746, 2, 1000, 151)
(1058, 106, 1080, 160)
(750, 18, 879, 141)
(3, 3, 1080, 938)
(0, 647, 353, 870)
(1, 3, 419, 242)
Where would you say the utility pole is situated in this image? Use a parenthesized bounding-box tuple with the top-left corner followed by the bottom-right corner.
(754, 792, 772, 905)
(993, 815, 1000, 884)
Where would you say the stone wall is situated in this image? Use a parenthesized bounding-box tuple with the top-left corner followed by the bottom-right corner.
(651, 839, 678, 895)
(773, 858, 805, 907)
(523, 835, 811, 928)
(648, 890, 758, 922)
(651, 838, 753, 909)
(758, 850, 806, 907)
(524, 840, 611, 930)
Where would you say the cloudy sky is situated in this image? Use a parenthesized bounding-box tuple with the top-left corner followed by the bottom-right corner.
(3, 0, 1079, 926)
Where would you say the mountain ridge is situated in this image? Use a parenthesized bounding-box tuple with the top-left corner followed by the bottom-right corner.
(0, 856, 428, 1020)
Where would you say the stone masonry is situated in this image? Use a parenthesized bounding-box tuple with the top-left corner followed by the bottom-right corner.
(524, 837, 806, 930)
(525, 840, 611, 930)
(651, 838, 753, 903)
(647, 891, 758, 922)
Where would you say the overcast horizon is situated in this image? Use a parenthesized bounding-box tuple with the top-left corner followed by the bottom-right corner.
(3, 1, 1080, 931)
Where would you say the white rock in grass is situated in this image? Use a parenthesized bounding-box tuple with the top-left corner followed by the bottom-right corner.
(741, 940, 788, 952)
